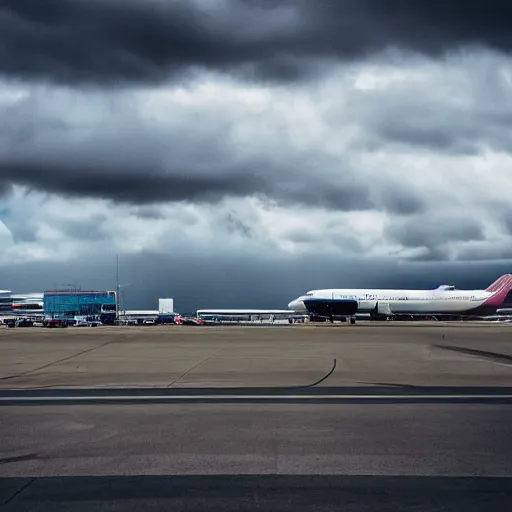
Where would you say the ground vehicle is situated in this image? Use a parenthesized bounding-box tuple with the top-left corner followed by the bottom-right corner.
(181, 317, 205, 325)
(43, 319, 69, 328)
(16, 319, 34, 327)
(154, 313, 182, 325)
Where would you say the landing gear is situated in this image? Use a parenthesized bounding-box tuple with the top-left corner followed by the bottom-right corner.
(336, 316, 356, 324)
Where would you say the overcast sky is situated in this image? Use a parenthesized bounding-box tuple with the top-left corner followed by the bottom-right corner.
(1, 0, 512, 311)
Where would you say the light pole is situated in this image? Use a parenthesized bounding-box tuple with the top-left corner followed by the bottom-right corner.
(118, 283, 130, 320)
(115, 253, 130, 321)
(116, 254, 120, 321)
(62, 282, 79, 321)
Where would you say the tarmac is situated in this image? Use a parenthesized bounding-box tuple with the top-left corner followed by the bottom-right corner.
(1, 322, 512, 510)
(1, 322, 512, 389)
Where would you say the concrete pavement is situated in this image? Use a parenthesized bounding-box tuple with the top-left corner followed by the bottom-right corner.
(2, 323, 512, 510)
(2, 475, 512, 511)
(1, 323, 512, 389)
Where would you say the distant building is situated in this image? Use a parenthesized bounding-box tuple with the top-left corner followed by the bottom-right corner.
(0, 292, 44, 316)
(11, 293, 44, 315)
(119, 310, 160, 324)
(0, 294, 12, 314)
(44, 290, 117, 324)
(159, 298, 174, 314)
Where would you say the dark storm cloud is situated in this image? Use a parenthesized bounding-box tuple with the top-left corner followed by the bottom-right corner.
(1, 218, 37, 243)
(285, 226, 364, 253)
(274, 180, 374, 211)
(0, 180, 13, 198)
(372, 104, 512, 154)
(348, 49, 512, 154)
(0, 157, 380, 212)
(0, 87, 392, 212)
(386, 215, 485, 260)
(457, 245, 512, 262)
(132, 206, 167, 220)
(222, 213, 253, 238)
(375, 186, 426, 216)
(1, 153, 390, 212)
(498, 205, 512, 235)
(0, 162, 263, 205)
(60, 215, 109, 242)
(379, 122, 472, 153)
(2, 250, 510, 312)
(2, 0, 512, 86)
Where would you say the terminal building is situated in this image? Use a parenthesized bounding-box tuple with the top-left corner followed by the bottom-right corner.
(43, 290, 117, 324)
(0, 293, 12, 314)
(0, 292, 44, 317)
(12, 293, 44, 315)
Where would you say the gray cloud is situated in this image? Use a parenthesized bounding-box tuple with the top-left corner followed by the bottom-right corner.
(271, 179, 374, 212)
(371, 98, 512, 154)
(1, 251, 510, 312)
(2, 0, 512, 86)
(1, 0, 512, 278)
(0, 180, 13, 198)
(374, 186, 426, 216)
(0, 156, 382, 212)
(386, 215, 485, 261)
(60, 215, 109, 242)
(354, 53, 512, 154)
(497, 206, 512, 235)
(0, 162, 264, 205)
(284, 226, 364, 253)
(0, 88, 398, 213)
(222, 213, 253, 239)
(131, 206, 167, 220)
(1, 218, 36, 243)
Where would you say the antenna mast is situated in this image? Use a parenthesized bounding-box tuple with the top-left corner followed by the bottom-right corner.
(116, 253, 120, 320)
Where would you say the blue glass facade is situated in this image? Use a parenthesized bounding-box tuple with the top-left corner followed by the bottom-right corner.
(0, 297, 12, 313)
(44, 291, 117, 323)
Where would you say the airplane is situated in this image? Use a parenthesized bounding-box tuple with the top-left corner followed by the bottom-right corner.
(287, 274, 512, 322)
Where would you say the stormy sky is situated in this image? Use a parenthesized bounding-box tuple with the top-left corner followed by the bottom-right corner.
(1, 0, 512, 311)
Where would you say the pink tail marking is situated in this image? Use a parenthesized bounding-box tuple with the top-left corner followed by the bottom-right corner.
(483, 274, 512, 306)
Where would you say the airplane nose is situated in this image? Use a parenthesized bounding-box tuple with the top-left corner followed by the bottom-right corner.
(288, 299, 302, 311)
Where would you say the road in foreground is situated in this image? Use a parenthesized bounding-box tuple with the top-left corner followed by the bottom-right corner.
(2, 325, 512, 510)
(2, 475, 511, 511)
(1, 401, 512, 510)
(2, 402, 511, 477)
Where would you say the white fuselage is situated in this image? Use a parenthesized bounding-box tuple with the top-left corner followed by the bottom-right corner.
(288, 287, 493, 315)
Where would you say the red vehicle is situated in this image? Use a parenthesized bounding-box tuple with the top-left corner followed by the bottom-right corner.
(43, 319, 69, 328)
(180, 317, 205, 325)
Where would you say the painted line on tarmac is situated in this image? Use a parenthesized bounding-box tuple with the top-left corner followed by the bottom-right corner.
(1, 394, 512, 405)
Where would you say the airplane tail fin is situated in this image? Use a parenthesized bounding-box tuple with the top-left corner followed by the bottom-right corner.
(485, 274, 512, 292)
(483, 274, 512, 306)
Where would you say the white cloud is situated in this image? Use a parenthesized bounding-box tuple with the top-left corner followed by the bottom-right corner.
(2, 50, 512, 268)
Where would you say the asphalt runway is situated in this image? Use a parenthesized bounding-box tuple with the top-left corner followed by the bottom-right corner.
(2, 402, 512, 477)
(2, 475, 511, 511)
(1, 402, 512, 510)
(1, 323, 512, 510)
(1, 323, 512, 389)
